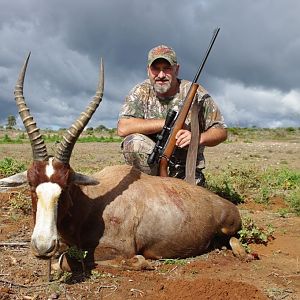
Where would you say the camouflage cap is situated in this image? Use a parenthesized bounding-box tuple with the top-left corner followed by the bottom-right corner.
(147, 45, 177, 66)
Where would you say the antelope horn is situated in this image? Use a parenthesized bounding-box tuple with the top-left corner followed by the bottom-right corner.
(55, 58, 104, 164)
(14, 53, 48, 161)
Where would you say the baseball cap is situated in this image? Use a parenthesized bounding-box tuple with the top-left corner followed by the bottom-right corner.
(147, 45, 177, 66)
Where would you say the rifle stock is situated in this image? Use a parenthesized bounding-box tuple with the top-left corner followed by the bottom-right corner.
(159, 83, 199, 177)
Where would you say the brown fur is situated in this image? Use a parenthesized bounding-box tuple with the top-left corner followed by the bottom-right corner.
(27, 161, 242, 265)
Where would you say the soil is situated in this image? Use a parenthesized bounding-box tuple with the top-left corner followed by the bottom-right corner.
(0, 141, 299, 300)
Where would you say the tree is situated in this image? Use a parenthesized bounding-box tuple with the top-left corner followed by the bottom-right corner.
(95, 124, 108, 131)
(6, 115, 16, 129)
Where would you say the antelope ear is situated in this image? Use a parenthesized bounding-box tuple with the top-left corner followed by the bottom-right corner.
(0, 171, 28, 192)
(71, 172, 99, 186)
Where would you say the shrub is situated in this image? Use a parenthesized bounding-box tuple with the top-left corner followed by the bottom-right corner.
(238, 216, 274, 251)
(0, 157, 26, 176)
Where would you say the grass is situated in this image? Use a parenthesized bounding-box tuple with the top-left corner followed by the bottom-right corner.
(238, 216, 275, 252)
(227, 127, 300, 142)
(0, 134, 122, 144)
(77, 136, 122, 143)
(1, 127, 299, 144)
(0, 133, 27, 144)
(158, 258, 188, 266)
(206, 165, 300, 215)
(0, 157, 26, 176)
(9, 189, 32, 215)
(0, 128, 122, 144)
(67, 246, 88, 262)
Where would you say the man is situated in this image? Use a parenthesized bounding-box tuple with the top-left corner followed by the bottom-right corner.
(117, 45, 227, 186)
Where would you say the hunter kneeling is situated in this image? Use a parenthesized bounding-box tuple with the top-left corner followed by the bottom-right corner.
(117, 42, 227, 186)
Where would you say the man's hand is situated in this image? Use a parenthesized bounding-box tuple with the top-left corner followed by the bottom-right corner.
(175, 129, 191, 148)
(175, 127, 228, 148)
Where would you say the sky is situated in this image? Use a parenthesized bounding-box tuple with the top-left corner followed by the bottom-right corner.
(0, 0, 300, 130)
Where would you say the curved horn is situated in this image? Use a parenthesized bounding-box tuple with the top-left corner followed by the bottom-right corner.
(14, 53, 48, 161)
(55, 58, 104, 164)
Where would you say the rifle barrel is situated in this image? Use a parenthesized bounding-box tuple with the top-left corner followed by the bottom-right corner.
(192, 27, 220, 83)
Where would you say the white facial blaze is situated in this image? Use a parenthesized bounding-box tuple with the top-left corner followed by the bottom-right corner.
(46, 157, 55, 178)
(31, 182, 62, 254)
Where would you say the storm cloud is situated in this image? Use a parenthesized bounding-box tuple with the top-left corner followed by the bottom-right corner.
(0, 0, 299, 129)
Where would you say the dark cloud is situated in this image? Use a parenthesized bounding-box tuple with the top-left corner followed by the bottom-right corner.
(0, 0, 299, 129)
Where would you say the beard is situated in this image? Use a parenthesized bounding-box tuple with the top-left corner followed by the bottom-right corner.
(153, 80, 171, 94)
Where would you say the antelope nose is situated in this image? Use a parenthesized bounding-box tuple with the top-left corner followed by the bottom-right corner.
(31, 238, 58, 257)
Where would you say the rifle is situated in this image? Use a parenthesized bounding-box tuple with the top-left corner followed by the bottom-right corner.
(147, 28, 220, 177)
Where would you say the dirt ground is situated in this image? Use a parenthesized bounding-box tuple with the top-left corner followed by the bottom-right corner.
(0, 141, 299, 300)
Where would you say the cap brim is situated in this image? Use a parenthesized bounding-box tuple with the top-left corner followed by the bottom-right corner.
(148, 56, 176, 66)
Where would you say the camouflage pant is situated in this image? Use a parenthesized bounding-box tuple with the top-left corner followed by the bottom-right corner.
(121, 133, 206, 186)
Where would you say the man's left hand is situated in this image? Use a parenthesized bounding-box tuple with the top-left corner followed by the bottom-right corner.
(175, 129, 191, 148)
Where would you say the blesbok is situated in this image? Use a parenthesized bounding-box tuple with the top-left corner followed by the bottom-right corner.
(0, 54, 245, 271)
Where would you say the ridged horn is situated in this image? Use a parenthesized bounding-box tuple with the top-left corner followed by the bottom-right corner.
(55, 58, 104, 164)
(14, 53, 48, 161)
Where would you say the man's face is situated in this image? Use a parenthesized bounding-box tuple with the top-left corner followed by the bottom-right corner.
(148, 59, 179, 96)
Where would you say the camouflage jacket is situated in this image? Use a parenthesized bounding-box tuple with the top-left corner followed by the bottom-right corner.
(119, 79, 227, 132)
(119, 79, 227, 169)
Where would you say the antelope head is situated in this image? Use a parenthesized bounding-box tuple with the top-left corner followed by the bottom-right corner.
(14, 53, 104, 258)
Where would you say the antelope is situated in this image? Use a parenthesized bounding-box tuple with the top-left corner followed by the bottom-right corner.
(0, 54, 245, 271)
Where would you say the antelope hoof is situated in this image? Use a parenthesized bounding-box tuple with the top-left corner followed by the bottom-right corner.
(121, 255, 154, 271)
(95, 255, 154, 271)
(229, 237, 247, 259)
